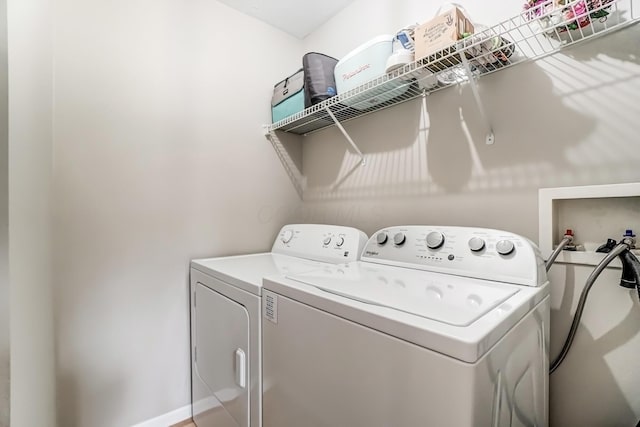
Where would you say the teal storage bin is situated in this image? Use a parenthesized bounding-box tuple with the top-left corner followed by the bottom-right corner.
(272, 89, 305, 123)
(271, 69, 305, 123)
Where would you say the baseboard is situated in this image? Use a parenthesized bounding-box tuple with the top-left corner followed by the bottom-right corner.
(169, 418, 194, 427)
(131, 404, 192, 427)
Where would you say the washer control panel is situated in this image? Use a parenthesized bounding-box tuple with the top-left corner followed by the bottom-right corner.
(272, 224, 368, 263)
(362, 226, 546, 287)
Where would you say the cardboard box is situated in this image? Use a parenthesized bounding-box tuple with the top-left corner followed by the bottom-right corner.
(414, 7, 474, 61)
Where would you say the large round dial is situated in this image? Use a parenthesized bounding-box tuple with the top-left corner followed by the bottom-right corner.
(376, 232, 388, 245)
(496, 240, 515, 256)
(393, 232, 406, 246)
(281, 229, 294, 244)
(323, 236, 332, 246)
(426, 231, 445, 249)
(468, 237, 485, 252)
(336, 236, 345, 247)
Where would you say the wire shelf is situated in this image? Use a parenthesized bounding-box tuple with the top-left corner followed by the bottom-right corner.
(268, 0, 637, 136)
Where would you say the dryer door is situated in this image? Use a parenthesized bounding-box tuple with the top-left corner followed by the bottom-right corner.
(194, 283, 250, 427)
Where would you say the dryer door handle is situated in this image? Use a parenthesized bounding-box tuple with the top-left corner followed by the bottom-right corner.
(235, 348, 246, 388)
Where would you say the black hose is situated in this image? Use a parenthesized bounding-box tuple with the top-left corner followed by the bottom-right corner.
(619, 250, 640, 296)
(550, 244, 628, 374)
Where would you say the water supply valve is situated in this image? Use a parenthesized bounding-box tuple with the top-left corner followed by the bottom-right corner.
(563, 229, 578, 251)
(545, 229, 579, 271)
(622, 229, 636, 249)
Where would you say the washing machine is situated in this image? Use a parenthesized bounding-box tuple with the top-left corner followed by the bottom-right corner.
(262, 225, 550, 427)
(190, 224, 368, 427)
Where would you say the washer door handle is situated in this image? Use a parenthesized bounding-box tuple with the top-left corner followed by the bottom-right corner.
(235, 348, 246, 388)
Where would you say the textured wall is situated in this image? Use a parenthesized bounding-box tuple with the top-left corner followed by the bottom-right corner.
(52, 0, 302, 425)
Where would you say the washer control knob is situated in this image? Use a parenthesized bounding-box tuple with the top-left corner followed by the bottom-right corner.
(376, 232, 388, 245)
(336, 236, 345, 247)
(393, 233, 406, 246)
(323, 236, 332, 246)
(281, 229, 294, 244)
(468, 237, 485, 252)
(426, 231, 445, 249)
(496, 240, 515, 256)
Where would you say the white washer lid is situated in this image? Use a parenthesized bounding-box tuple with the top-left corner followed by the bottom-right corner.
(191, 253, 329, 295)
(288, 264, 518, 326)
(266, 261, 549, 362)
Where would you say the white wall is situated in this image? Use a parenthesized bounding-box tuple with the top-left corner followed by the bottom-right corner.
(52, 0, 302, 425)
(0, 0, 8, 424)
(297, 1, 640, 425)
(40, 0, 640, 425)
(7, 0, 56, 425)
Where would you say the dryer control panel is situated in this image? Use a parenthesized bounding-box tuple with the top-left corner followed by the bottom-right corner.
(272, 224, 368, 264)
(362, 226, 546, 287)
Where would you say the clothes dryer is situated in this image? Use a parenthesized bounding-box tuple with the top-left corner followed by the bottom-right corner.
(190, 224, 367, 427)
(262, 225, 549, 427)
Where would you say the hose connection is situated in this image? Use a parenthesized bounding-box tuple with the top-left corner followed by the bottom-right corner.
(619, 230, 640, 292)
(545, 229, 575, 272)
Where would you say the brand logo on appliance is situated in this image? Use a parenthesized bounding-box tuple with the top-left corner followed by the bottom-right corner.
(365, 250, 379, 256)
(343, 63, 371, 81)
(446, 13, 454, 26)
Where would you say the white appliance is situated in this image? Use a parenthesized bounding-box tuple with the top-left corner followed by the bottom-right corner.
(190, 224, 368, 427)
(262, 225, 550, 427)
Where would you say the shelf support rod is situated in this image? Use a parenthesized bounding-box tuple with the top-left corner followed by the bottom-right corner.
(459, 53, 495, 145)
(325, 107, 366, 165)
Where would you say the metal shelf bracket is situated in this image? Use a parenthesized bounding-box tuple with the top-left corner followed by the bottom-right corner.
(460, 52, 495, 145)
(325, 107, 367, 165)
(263, 125, 306, 198)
